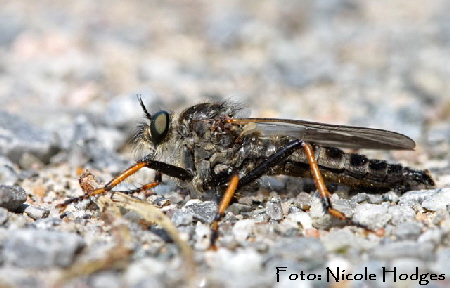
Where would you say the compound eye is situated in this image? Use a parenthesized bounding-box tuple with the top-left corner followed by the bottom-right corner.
(150, 110, 170, 145)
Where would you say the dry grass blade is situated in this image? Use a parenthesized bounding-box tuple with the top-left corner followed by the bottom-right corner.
(109, 192, 196, 284)
(54, 170, 196, 288)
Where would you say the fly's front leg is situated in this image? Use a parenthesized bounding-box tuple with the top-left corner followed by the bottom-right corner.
(57, 161, 148, 209)
(57, 156, 193, 209)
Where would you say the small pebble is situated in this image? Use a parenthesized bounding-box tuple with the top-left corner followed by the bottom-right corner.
(398, 190, 437, 206)
(394, 222, 422, 240)
(367, 194, 383, 204)
(321, 228, 376, 252)
(285, 211, 313, 229)
(3, 229, 84, 268)
(382, 191, 399, 203)
(171, 210, 194, 227)
(421, 188, 450, 211)
(89, 271, 122, 288)
(252, 208, 269, 222)
(418, 228, 442, 246)
(233, 219, 255, 243)
(22, 204, 50, 220)
(330, 198, 354, 217)
(223, 248, 262, 274)
(32, 217, 62, 230)
(0, 185, 27, 211)
(352, 203, 391, 230)
(351, 193, 369, 203)
(388, 205, 416, 225)
(151, 196, 170, 207)
(124, 257, 166, 288)
(194, 223, 211, 250)
(309, 194, 333, 229)
(0, 156, 20, 185)
(432, 209, 449, 225)
(270, 237, 327, 268)
(370, 241, 435, 262)
(295, 192, 312, 210)
(182, 200, 217, 224)
(0, 110, 56, 164)
(228, 203, 254, 215)
(287, 205, 302, 214)
(266, 196, 283, 221)
(321, 229, 355, 252)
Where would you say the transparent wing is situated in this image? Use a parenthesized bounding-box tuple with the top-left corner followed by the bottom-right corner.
(230, 118, 415, 150)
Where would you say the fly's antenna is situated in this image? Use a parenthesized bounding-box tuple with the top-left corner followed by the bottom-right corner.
(137, 95, 152, 120)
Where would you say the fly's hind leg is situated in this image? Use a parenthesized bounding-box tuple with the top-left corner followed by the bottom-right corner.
(301, 142, 346, 221)
(301, 143, 377, 230)
(237, 139, 370, 230)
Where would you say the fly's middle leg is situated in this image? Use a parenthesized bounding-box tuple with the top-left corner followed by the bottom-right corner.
(211, 174, 239, 250)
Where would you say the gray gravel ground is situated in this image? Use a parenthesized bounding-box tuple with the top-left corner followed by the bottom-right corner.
(0, 1, 450, 287)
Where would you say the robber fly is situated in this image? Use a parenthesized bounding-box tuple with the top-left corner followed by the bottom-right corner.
(58, 98, 434, 245)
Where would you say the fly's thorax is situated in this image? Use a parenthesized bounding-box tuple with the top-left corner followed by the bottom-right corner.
(188, 142, 241, 193)
(177, 101, 245, 141)
(178, 125, 249, 193)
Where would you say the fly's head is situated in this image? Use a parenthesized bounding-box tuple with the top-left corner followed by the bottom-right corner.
(132, 97, 173, 157)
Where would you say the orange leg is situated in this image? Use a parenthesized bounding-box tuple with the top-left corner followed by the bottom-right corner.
(89, 162, 148, 197)
(57, 162, 149, 209)
(210, 174, 239, 250)
(236, 139, 349, 222)
(112, 172, 163, 196)
(57, 158, 192, 210)
(302, 143, 346, 220)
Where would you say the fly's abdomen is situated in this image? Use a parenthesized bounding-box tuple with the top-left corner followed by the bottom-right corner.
(283, 145, 435, 191)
